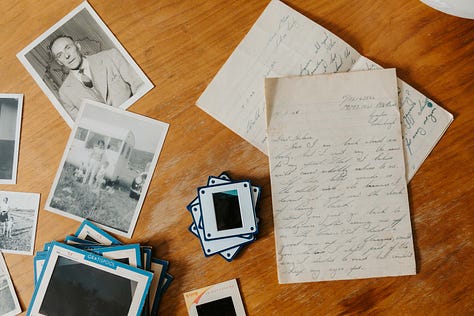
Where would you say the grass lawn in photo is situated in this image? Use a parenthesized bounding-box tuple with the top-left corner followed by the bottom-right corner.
(46, 101, 168, 237)
(0, 208, 36, 253)
(50, 162, 141, 233)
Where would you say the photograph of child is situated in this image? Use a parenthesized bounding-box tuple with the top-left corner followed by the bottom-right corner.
(46, 101, 168, 238)
(0, 197, 12, 237)
(0, 191, 40, 255)
(83, 139, 106, 186)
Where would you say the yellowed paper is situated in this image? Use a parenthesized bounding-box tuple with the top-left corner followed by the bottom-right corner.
(351, 56, 453, 180)
(266, 69, 416, 283)
(197, 0, 453, 181)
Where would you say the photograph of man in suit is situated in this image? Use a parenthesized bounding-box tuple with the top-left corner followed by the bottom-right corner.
(49, 35, 144, 120)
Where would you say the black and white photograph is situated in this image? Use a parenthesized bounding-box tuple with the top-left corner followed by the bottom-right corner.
(46, 100, 168, 238)
(17, 2, 153, 127)
(0, 252, 22, 316)
(0, 191, 40, 255)
(28, 242, 152, 316)
(0, 94, 23, 185)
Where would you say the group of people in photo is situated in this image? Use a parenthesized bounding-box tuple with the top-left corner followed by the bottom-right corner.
(74, 139, 110, 191)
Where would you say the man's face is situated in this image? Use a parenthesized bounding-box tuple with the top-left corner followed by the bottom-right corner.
(51, 37, 82, 70)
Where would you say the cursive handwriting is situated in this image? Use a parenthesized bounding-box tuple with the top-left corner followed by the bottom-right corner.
(268, 70, 416, 282)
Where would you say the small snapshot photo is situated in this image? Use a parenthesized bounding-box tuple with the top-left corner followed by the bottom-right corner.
(17, 2, 153, 127)
(0, 253, 21, 316)
(46, 100, 168, 237)
(0, 191, 40, 255)
(0, 94, 23, 185)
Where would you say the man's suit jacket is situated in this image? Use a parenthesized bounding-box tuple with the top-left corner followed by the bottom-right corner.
(58, 48, 143, 120)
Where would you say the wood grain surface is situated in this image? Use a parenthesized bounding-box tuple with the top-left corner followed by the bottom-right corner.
(1, 0, 473, 315)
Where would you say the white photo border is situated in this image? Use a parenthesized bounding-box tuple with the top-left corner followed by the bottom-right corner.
(45, 100, 169, 238)
(150, 258, 170, 316)
(184, 279, 246, 316)
(0, 94, 23, 185)
(27, 241, 152, 316)
(93, 244, 142, 268)
(189, 199, 254, 256)
(0, 252, 22, 316)
(34, 252, 48, 285)
(198, 181, 257, 240)
(75, 219, 122, 245)
(141, 246, 152, 271)
(65, 235, 99, 245)
(0, 191, 40, 255)
(17, 1, 154, 128)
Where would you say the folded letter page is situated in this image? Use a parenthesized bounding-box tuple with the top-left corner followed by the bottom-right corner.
(265, 69, 416, 283)
(197, 0, 453, 181)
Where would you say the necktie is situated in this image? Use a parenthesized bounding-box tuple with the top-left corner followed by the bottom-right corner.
(79, 68, 93, 88)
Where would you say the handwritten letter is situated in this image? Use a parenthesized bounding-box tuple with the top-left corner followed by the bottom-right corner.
(197, 0, 453, 181)
(266, 69, 416, 283)
(197, 0, 360, 152)
(351, 56, 453, 180)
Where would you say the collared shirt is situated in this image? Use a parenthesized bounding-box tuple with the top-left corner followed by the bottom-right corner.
(70, 57, 92, 82)
(69, 57, 105, 103)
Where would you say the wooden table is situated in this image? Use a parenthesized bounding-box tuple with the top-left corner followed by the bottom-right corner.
(1, 0, 473, 314)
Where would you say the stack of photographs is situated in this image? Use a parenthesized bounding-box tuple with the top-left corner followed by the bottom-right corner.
(187, 173, 261, 262)
(30, 220, 173, 316)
